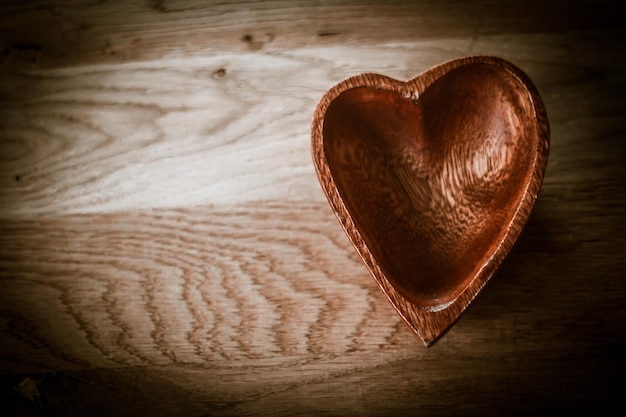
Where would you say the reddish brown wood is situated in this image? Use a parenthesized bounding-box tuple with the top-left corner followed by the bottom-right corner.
(311, 56, 550, 347)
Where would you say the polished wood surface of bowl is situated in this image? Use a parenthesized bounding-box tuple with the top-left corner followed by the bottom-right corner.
(312, 57, 549, 345)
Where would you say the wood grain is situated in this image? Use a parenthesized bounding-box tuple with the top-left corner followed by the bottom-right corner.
(0, 0, 622, 70)
(1, 0, 625, 415)
(0, 201, 414, 370)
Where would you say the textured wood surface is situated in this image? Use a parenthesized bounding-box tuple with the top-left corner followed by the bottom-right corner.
(1, 1, 625, 415)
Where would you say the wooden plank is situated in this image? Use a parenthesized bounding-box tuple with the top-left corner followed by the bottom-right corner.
(0, 201, 412, 369)
(1, 31, 623, 215)
(1, 0, 622, 69)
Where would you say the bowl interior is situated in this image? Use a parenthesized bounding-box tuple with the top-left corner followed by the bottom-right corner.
(322, 63, 536, 308)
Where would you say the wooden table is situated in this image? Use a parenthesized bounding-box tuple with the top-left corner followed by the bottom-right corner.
(1, 1, 624, 415)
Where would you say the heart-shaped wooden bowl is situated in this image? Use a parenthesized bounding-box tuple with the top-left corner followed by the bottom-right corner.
(311, 56, 549, 347)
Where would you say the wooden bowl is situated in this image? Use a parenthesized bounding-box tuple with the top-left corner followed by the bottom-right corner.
(311, 56, 549, 347)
